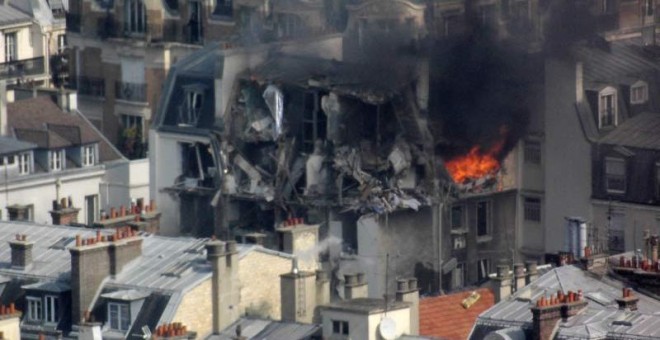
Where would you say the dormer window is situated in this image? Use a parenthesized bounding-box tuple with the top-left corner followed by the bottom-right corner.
(599, 87, 617, 128)
(178, 85, 205, 126)
(82, 145, 96, 167)
(108, 302, 130, 331)
(605, 157, 626, 193)
(125, 0, 147, 34)
(27, 296, 42, 322)
(50, 149, 64, 172)
(18, 152, 31, 175)
(630, 81, 648, 104)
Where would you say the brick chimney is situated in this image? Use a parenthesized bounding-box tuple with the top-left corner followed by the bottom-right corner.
(314, 270, 330, 324)
(492, 264, 512, 302)
(344, 272, 368, 299)
(532, 290, 587, 340)
(9, 234, 33, 270)
(513, 263, 526, 292)
(615, 288, 639, 311)
(276, 220, 319, 272)
(50, 197, 80, 225)
(280, 258, 317, 324)
(70, 228, 142, 325)
(526, 261, 538, 284)
(206, 240, 240, 334)
(395, 278, 420, 335)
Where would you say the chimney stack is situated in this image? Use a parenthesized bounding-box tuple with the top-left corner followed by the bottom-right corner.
(615, 288, 639, 311)
(57, 88, 78, 113)
(513, 263, 526, 292)
(395, 278, 420, 335)
(280, 263, 316, 324)
(50, 198, 81, 225)
(206, 240, 240, 334)
(526, 261, 538, 284)
(492, 264, 512, 302)
(276, 222, 319, 272)
(344, 272, 368, 300)
(531, 290, 587, 340)
(314, 270, 330, 323)
(9, 234, 33, 270)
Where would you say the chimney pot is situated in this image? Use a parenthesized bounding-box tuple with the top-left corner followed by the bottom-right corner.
(344, 273, 357, 285)
(397, 279, 409, 292)
(496, 264, 511, 278)
(357, 272, 365, 284)
(226, 240, 237, 253)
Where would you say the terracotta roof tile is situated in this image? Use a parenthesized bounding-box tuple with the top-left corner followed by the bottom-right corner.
(419, 288, 495, 340)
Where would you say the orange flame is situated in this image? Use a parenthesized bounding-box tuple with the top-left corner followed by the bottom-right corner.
(445, 140, 505, 184)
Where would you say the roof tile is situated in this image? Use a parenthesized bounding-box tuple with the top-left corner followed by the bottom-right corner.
(419, 288, 495, 340)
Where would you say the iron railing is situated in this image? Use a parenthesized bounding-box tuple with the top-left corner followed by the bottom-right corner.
(115, 81, 147, 102)
(0, 57, 45, 80)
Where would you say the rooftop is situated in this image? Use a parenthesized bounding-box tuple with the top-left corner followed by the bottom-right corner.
(322, 297, 411, 314)
(0, 136, 37, 156)
(598, 112, 660, 150)
(208, 318, 321, 340)
(419, 288, 495, 340)
(0, 4, 31, 26)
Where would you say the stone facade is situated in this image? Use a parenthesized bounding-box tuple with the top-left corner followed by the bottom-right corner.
(238, 250, 293, 320)
(172, 280, 213, 337)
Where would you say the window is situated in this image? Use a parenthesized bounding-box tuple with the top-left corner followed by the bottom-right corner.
(631, 81, 648, 104)
(332, 320, 349, 335)
(50, 150, 64, 171)
(524, 140, 541, 164)
(122, 114, 144, 137)
(18, 152, 30, 175)
(599, 89, 617, 128)
(476, 201, 491, 237)
(655, 163, 660, 198)
(188, 1, 203, 43)
(4, 32, 16, 62)
(0, 155, 15, 166)
(57, 34, 67, 54)
(108, 302, 130, 331)
(125, 0, 147, 34)
(27, 297, 42, 322)
(645, 0, 654, 17)
(524, 197, 541, 222)
(605, 157, 626, 193)
(477, 259, 490, 281)
(85, 195, 98, 225)
(453, 263, 466, 288)
(82, 145, 95, 166)
(213, 0, 233, 17)
(451, 205, 464, 229)
(179, 90, 203, 126)
(45, 295, 59, 324)
(453, 234, 466, 249)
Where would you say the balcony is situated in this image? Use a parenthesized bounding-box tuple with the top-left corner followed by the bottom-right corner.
(115, 81, 146, 103)
(0, 57, 45, 81)
(76, 76, 105, 97)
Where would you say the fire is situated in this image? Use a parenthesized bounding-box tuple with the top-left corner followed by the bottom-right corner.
(445, 140, 505, 184)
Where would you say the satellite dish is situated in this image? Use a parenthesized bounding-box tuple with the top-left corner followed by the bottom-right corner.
(379, 317, 397, 340)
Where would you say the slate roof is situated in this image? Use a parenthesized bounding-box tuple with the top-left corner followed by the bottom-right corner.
(0, 136, 36, 156)
(419, 288, 495, 340)
(0, 4, 32, 26)
(470, 264, 660, 339)
(7, 96, 122, 162)
(576, 41, 660, 84)
(598, 112, 660, 150)
(208, 318, 321, 340)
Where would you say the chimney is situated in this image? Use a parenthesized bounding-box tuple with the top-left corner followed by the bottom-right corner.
(395, 278, 420, 335)
(575, 62, 583, 103)
(532, 290, 587, 340)
(344, 272, 368, 300)
(0, 303, 22, 340)
(615, 288, 639, 311)
(280, 258, 317, 324)
(70, 229, 142, 325)
(492, 264, 512, 302)
(524, 260, 538, 283)
(314, 270, 330, 324)
(276, 221, 319, 272)
(513, 263, 526, 292)
(50, 199, 81, 225)
(57, 88, 78, 113)
(77, 320, 102, 340)
(206, 240, 240, 334)
(9, 234, 33, 270)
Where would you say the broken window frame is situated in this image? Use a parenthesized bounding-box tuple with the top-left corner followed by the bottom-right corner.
(477, 258, 491, 282)
(523, 197, 541, 222)
(605, 157, 626, 194)
(476, 201, 491, 238)
(301, 91, 327, 153)
(599, 88, 617, 128)
(453, 262, 466, 288)
(179, 85, 206, 127)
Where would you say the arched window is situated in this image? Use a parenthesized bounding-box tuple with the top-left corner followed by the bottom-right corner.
(125, 0, 147, 34)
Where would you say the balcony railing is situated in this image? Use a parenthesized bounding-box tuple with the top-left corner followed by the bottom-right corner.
(115, 81, 147, 102)
(76, 76, 106, 97)
(0, 57, 45, 80)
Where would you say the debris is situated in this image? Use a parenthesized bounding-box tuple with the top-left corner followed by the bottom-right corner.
(263, 84, 284, 139)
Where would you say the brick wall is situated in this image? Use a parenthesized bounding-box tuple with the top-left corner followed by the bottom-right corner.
(70, 244, 111, 324)
(238, 250, 292, 320)
(172, 279, 213, 337)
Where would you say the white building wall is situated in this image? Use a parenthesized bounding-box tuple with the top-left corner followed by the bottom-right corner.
(0, 167, 104, 225)
(321, 308, 410, 340)
(101, 158, 150, 212)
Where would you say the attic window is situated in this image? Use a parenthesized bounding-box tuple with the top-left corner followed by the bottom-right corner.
(179, 86, 205, 126)
(598, 87, 617, 128)
(630, 81, 648, 104)
(605, 157, 626, 194)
